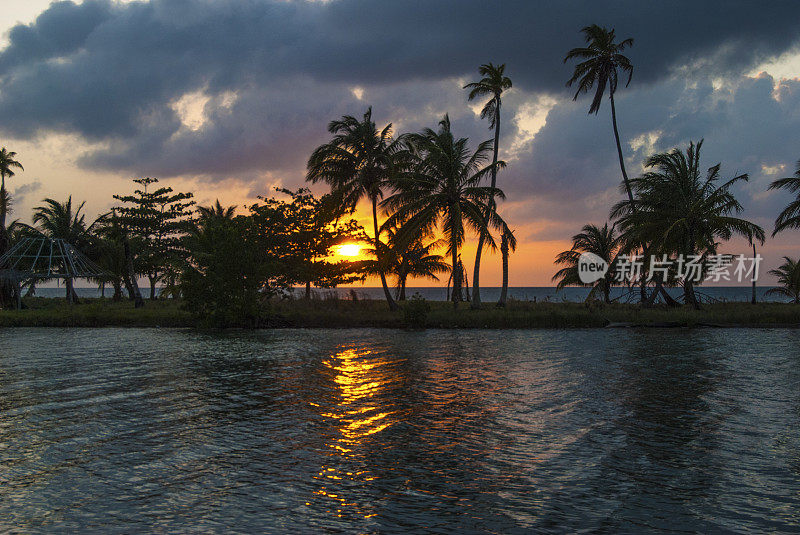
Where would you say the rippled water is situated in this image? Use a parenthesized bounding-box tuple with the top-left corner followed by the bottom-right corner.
(1, 328, 798, 533)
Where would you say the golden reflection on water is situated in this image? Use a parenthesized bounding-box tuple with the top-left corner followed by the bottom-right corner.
(308, 347, 401, 519)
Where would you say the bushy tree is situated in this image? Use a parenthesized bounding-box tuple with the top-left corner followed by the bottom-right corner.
(113, 177, 194, 299)
(248, 188, 366, 298)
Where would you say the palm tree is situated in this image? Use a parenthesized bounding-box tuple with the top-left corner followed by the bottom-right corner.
(769, 161, 800, 235)
(612, 140, 765, 309)
(90, 215, 132, 301)
(553, 223, 621, 303)
(565, 25, 635, 205)
(0, 148, 23, 200)
(497, 225, 517, 307)
(464, 63, 512, 308)
(0, 148, 23, 255)
(30, 197, 105, 303)
(383, 115, 504, 308)
(766, 257, 800, 303)
(307, 107, 406, 310)
(363, 222, 449, 300)
(197, 200, 237, 224)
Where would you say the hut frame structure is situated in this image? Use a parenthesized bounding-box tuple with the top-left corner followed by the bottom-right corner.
(0, 237, 108, 308)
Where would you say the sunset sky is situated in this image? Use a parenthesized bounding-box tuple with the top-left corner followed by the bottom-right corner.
(2, 0, 800, 285)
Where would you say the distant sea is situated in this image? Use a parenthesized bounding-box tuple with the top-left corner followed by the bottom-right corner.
(33, 286, 786, 303)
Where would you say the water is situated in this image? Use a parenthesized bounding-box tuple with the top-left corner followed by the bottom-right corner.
(34, 285, 785, 303)
(1, 328, 798, 532)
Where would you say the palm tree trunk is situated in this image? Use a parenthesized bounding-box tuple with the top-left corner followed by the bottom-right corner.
(472, 98, 502, 309)
(66, 277, 74, 305)
(148, 275, 157, 299)
(609, 91, 634, 206)
(0, 173, 6, 233)
(113, 279, 122, 301)
(399, 276, 407, 301)
(451, 237, 461, 309)
(123, 237, 144, 309)
(305, 281, 311, 299)
(497, 233, 509, 307)
(684, 280, 701, 310)
(372, 197, 398, 311)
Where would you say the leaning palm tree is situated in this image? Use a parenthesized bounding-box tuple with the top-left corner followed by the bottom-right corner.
(464, 63, 513, 308)
(383, 115, 504, 308)
(30, 197, 105, 303)
(766, 257, 800, 303)
(307, 107, 406, 310)
(553, 223, 621, 303)
(769, 161, 800, 235)
(565, 25, 635, 205)
(612, 140, 765, 309)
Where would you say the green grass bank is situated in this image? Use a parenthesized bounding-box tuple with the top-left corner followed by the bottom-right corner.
(1, 297, 798, 329)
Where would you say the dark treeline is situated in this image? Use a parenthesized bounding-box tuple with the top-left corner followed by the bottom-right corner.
(1, 25, 800, 325)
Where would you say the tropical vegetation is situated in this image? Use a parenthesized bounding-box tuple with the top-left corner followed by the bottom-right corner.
(0, 20, 799, 326)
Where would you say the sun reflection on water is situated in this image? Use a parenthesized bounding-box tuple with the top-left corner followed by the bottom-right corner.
(307, 347, 402, 520)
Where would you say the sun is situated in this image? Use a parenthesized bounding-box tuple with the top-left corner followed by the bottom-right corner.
(336, 243, 361, 257)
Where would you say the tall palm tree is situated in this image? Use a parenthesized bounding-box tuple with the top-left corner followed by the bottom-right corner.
(383, 115, 504, 308)
(766, 257, 800, 303)
(565, 25, 635, 205)
(553, 223, 621, 303)
(464, 63, 513, 308)
(769, 161, 800, 235)
(307, 107, 406, 310)
(497, 225, 517, 307)
(31, 197, 104, 303)
(612, 140, 765, 309)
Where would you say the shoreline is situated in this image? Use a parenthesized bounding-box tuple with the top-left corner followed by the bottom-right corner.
(1, 298, 798, 329)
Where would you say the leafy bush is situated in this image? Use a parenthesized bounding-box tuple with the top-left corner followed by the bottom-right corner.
(402, 292, 430, 329)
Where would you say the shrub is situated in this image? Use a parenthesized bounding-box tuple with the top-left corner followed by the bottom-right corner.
(402, 292, 430, 329)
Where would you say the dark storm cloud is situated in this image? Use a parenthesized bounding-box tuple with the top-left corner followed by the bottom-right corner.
(1, 0, 799, 143)
(496, 72, 800, 237)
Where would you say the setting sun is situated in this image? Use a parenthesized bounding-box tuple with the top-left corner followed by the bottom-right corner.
(336, 243, 362, 257)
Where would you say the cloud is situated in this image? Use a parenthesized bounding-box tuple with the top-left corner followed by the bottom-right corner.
(1, 0, 799, 183)
(11, 179, 42, 204)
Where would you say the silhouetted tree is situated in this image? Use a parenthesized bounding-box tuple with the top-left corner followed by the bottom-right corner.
(766, 257, 800, 303)
(497, 225, 517, 307)
(307, 108, 407, 310)
(464, 63, 512, 308)
(113, 177, 195, 299)
(383, 115, 504, 308)
(565, 25, 635, 204)
(769, 161, 800, 235)
(612, 141, 764, 309)
(248, 188, 365, 298)
(553, 223, 621, 304)
(30, 197, 104, 303)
